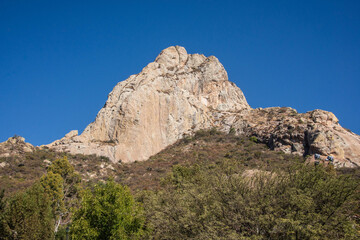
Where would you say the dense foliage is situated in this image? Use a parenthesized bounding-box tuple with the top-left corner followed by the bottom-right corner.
(41, 156, 81, 233)
(144, 161, 360, 239)
(0, 149, 110, 196)
(0, 131, 359, 239)
(0, 190, 6, 239)
(71, 180, 146, 239)
(1, 183, 54, 240)
(0, 156, 81, 239)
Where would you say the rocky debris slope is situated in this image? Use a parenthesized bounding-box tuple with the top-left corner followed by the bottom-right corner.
(0, 136, 35, 158)
(42, 46, 360, 167)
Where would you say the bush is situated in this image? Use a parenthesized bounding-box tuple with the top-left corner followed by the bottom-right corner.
(194, 129, 209, 139)
(71, 179, 146, 239)
(41, 156, 81, 233)
(229, 127, 236, 135)
(144, 161, 360, 239)
(3, 183, 54, 240)
(250, 136, 258, 143)
(0, 189, 7, 239)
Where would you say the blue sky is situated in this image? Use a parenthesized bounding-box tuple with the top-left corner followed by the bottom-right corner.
(1, 0, 359, 145)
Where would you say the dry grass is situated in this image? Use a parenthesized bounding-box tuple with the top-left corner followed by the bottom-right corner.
(114, 130, 304, 192)
(2, 129, 358, 196)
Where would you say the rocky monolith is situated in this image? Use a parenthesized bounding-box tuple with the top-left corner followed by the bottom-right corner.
(45, 46, 360, 167)
(47, 46, 250, 163)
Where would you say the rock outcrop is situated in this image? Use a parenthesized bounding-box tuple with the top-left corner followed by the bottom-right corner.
(47, 46, 250, 163)
(227, 107, 360, 167)
(45, 46, 360, 167)
(0, 136, 35, 158)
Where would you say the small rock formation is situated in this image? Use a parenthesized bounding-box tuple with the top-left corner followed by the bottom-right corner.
(227, 107, 360, 167)
(44, 46, 359, 167)
(0, 136, 35, 157)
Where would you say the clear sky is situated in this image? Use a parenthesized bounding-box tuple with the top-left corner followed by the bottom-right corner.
(1, 0, 359, 146)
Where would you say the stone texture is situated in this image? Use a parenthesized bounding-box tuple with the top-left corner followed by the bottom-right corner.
(47, 46, 250, 163)
(44, 46, 360, 167)
(225, 107, 360, 167)
(0, 136, 35, 157)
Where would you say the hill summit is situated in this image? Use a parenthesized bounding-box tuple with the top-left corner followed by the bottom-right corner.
(47, 46, 250, 162)
(39, 46, 360, 167)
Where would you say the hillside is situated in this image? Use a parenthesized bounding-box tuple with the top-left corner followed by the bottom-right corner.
(116, 129, 305, 191)
(1, 130, 359, 196)
(37, 46, 360, 167)
(1, 46, 359, 239)
(1, 130, 359, 239)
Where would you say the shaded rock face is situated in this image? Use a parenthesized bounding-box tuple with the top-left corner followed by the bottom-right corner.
(45, 46, 360, 167)
(47, 46, 250, 162)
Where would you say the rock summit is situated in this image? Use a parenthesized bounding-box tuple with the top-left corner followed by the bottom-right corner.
(47, 46, 250, 163)
(42, 46, 360, 167)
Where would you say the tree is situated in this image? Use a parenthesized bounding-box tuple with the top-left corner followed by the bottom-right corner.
(0, 189, 7, 240)
(144, 161, 360, 239)
(41, 156, 81, 233)
(47, 156, 81, 201)
(4, 183, 54, 240)
(40, 171, 64, 233)
(71, 179, 146, 239)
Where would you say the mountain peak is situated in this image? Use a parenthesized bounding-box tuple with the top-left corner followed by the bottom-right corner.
(42, 48, 360, 167)
(155, 46, 188, 68)
(46, 48, 250, 162)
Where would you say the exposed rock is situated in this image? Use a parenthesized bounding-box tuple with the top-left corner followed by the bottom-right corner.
(227, 107, 360, 167)
(47, 46, 250, 162)
(0, 162, 9, 168)
(0, 136, 35, 157)
(45, 46, 360, 167)
(43, 159, 52, 166)
(65, 130, 78, 139)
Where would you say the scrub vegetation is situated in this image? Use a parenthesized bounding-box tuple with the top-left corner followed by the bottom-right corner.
(0, 130, 359, 239)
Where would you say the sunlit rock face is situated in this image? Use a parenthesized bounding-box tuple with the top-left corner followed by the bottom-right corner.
(228, 108, 360, 167)
(46, 46, 360, 167)
(47, 46, 250, 163)
(0, 136, 35, 158)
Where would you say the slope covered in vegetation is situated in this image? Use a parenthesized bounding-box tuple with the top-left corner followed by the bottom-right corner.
(0, 130, 359, 239)
(143, 153, 360, 239)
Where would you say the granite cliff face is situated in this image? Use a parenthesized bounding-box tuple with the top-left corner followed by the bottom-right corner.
(43, 46, 360, 167)
(47, 46, 250, 163)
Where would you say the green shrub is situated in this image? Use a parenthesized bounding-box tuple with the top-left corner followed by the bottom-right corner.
(71, 179, 146, 239)
(229, 127, 236, 135)
(144, 161, 360, 239)
(194, 129, 209, 138)
(250, 136, 258, 143)
(3, 183, 54, 239)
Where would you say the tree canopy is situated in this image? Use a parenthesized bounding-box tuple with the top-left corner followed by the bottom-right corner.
(71, 179, 146, 240)
(41, 156, 81, 234)
(144, 160, 360, 239)
(1, 183, 54, 240)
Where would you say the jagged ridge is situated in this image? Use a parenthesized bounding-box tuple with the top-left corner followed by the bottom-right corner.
(47, 46, 250, 162)
(4, 46, 358, 167)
